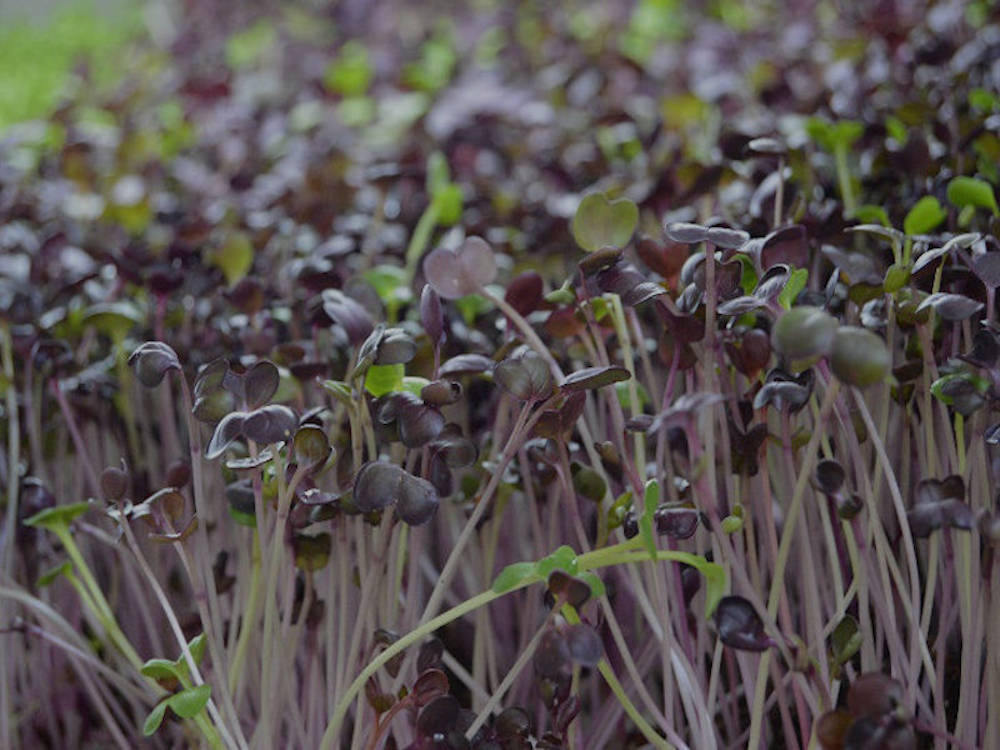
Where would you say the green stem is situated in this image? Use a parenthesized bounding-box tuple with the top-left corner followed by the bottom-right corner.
(228, 532, 261, 696)
(319, 541, 721, 748)
(54, 527, 144, 671)
(404, 202, 440, 280)
(562, 604, 671, 749)
(747, 380, 840, 749)
(1, 321, 18, 576)
(834, 144, 856, 218)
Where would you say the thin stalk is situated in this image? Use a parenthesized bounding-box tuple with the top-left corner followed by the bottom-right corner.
(747, 380, 839, 749)
(320, 541, 721, 747)
(465, 607, 556, 738)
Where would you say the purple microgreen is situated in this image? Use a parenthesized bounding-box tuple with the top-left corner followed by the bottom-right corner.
(563, 623, 603, 667)
(664, 221, 708, 244)
(321, 288, 374, 345)
(559, 365, 630, 392)
(419, 284, 445, 345)
(494, 348, 553, 401)
(128, 341, 181, 387)
(438, 353, 494, 376)
(423, 236, 497, 299)
(761, 224, 808, 270)
(714, 595, 774, 652)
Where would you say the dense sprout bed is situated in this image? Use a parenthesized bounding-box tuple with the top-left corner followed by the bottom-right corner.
(2, 1, 1000, 748)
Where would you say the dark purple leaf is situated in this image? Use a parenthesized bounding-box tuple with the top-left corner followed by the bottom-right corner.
(706, 226, 749, 249)
(128, 341, 181, 388)
(100, 466, 128, 501)
(353, 461, 440, 524)
(398, 402, 445, 449)
(243, 405, 297, 446)
(754, 264, 791, 300)
(654, 505, 700, 539)
(494, 350, 553, 401)
(205, 412, 247, 459)
(564, 624, 603, 667)
(547, 571, 591, 609)
(416, 695, 460, 735)
(714, 595, 773, 651)
(637, 236, 688, 281)
(594, 260, 666, 306)
(439, 354, 494, 376)
(915, 293, 983, 321)
(814, 459, 846, 495)
(423, 236, 497, 299)
(717, 296, 766, 316)
(842, 717, 915, 750)
(411, 669, 449, 708)
(420, 379, 463, 406)
(907, 498, 974, 537)
(846, 673, 903, 719)
(664, 221, 708, 244)
(420, 284, 445, 345)
(505, 271, 544, 315)
(533, 629, 572, 679)
(374, 328, 417, 365)
(821, 246, 882, 285)
(321, 289, 374, 345)
(494, 707, 531, 738)
(293, 425, 331, 472)
(560, 366, 630, 392)
(961, 329, 1000, 368)
(579, 245, 624, 275)
(243, 361, 280, 410)
(761, 225, 808, 270)
(753, 380, 810, 412)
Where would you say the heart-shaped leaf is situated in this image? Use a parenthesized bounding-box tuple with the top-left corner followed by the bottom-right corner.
(293, 425, 331, 472)
(571, 192, 639, 252)
(353, 462, 403, 513)
(423, 236, 497, 299)
(352, 461, 440, 524)
(494, 350, 553, 401)
(243, 405, 297, 446)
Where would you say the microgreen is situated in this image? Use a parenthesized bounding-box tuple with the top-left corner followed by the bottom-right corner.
(4, 5, 1000, 750)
